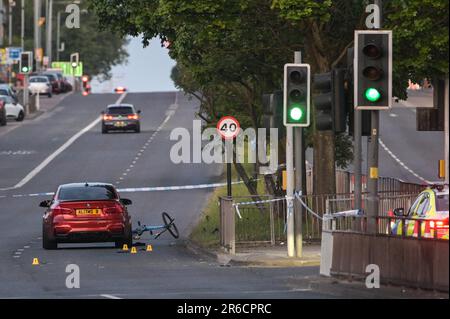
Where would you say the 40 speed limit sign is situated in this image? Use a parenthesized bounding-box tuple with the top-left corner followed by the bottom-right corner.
(217, 116, 241, 140)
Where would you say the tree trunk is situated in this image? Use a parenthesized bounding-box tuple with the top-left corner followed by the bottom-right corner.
(313, 131, 336, 195)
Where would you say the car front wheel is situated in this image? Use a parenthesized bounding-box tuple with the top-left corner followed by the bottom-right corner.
(16, 111, 25, 122)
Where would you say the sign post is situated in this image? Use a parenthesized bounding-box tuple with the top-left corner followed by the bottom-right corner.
(217, 116, 241, 197)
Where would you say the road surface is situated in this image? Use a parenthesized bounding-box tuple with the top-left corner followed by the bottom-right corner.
(0, 92, 443, 299)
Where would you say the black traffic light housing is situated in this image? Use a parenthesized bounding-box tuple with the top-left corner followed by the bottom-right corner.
(82, 75, 91, 96)
(346, 47, 371, 137)
(70, 52, 79, 68)
(19, 52, 33, 74)
(283, 64, 310, 127)
(354, 30, 392, 110)
(262, 91, 285, 139)
(314, 68, 347, 133)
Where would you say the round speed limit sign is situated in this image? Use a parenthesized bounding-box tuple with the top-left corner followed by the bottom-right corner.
(217, 116, 241, 140)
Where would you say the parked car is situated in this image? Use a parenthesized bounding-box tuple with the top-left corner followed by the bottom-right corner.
(0, 84, 19, 104)
(40, 73, 61, 94)
(0, 99, 7, 126)
(41, 182, 133, 249)
(390, 185, 449, 239)
(0, 95, 25, 122)
(62, 77, 73, 92)
(28, 76, 53, 98)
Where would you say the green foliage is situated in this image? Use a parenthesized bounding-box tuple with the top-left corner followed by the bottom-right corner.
(90, 0, 448, 172)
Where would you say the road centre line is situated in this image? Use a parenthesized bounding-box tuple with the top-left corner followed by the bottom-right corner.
(379, 138, 430, 184)
(0, 93, 128, 191)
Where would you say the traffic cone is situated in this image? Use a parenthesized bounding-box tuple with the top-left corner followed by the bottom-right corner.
(130, 247, 137, 254)
(32, 258, 39, 265)
(146, 244, 153, 252)
(122, 244, 129, 251)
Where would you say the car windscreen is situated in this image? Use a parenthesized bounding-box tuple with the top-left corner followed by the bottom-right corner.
(436, 194, 449, 212)
(107, 107, 134, 115)
(58, 185, 118, 201)
(30, 77, 47, 83)
(0, 96, 13, 103)
(42, 74, 56, 81)
(0, 89, 9, 95)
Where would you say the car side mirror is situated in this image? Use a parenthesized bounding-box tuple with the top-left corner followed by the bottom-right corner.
(137, 110, 141, 114)
(39, 200, 52, 208)
(101, 111, 105, 114)
(120, 198, 132, 206)
(393, 208, 405, 217)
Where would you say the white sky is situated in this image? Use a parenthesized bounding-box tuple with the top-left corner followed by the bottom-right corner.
(91, 37, 177, 93)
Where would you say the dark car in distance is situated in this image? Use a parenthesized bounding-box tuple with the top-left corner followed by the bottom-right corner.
(101, 104, 141, 134)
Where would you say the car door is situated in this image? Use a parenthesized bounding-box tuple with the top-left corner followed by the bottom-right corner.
(407, 192, 430, 236)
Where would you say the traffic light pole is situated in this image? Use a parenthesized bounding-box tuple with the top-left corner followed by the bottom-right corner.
(23, 74, 29, 115)
(293, 51, 305, 258)
(366, 0, 382, 234)
(286, 120, 295, 257)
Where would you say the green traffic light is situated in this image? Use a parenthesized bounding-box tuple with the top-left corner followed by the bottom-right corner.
(22, 66, 29, 72)
(365, 88, 381, 102)
(289, 106, 303, 121)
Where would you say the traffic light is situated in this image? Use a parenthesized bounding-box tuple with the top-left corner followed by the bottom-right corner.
(283, 64, 310, 127)
(82, 75, 90, 96)
(354, 30, 392, 110)
(313, 69, 347, 132)
(19, 52, 33, 74)
(70, 52, 79, 68)
(346, 47, 372, 137)
(262, 91, 285, 138)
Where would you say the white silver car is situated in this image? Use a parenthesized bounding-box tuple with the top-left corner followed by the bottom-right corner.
(28, 76, 53, 98)
(0, 95, 25, 121)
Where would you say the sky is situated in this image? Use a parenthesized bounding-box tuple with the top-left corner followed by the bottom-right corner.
(91, 37, 177, 93)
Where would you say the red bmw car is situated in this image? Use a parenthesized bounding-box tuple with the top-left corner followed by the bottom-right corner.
(41, 183, 133, 249)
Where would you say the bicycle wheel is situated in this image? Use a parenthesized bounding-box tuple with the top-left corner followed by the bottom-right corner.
(162, 212, 179, 239)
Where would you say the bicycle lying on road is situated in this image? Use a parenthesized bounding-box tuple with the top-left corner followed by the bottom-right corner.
(132, 212, 179, 240)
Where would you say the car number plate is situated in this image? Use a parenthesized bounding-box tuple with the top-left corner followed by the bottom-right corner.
(76, 209, 102, 216)
(114, 121, 126, 127)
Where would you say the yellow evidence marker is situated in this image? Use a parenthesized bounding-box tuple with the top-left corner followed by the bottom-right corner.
(32, 258, 39, 265)
(130, 247, 137, 254)
(146, 244, 153, 252)
(122, 244, 129, 251)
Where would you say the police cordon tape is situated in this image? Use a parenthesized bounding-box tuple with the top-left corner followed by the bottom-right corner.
(0, 181, 246, 199)
(232, 191, 362, 221)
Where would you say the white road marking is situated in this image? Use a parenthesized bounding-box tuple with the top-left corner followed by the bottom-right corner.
(379, 138, 431, 184)
(114, 95, 177, 184)
(100, 294, 123, 300)
(0, 93, 128, 191)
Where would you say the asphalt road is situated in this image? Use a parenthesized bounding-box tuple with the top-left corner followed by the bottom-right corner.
(0, 92, 443, 299)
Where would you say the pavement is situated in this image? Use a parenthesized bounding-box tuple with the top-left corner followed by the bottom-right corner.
(199, 243, 321, 267)
(0, 90, 446, 299)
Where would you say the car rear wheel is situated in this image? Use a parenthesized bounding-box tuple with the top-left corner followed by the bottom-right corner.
(16, 111, 25, 122)
(0, 116, 6, 126)
(135, 124, 141, 133)
(48, 92, 52, 98)
(42, 224, 57, 250)
(102, 125, 108, 134)
(115, 226, 132, 248)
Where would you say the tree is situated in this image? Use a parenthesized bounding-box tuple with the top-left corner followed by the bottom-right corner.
(90, 0, 448, 196)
